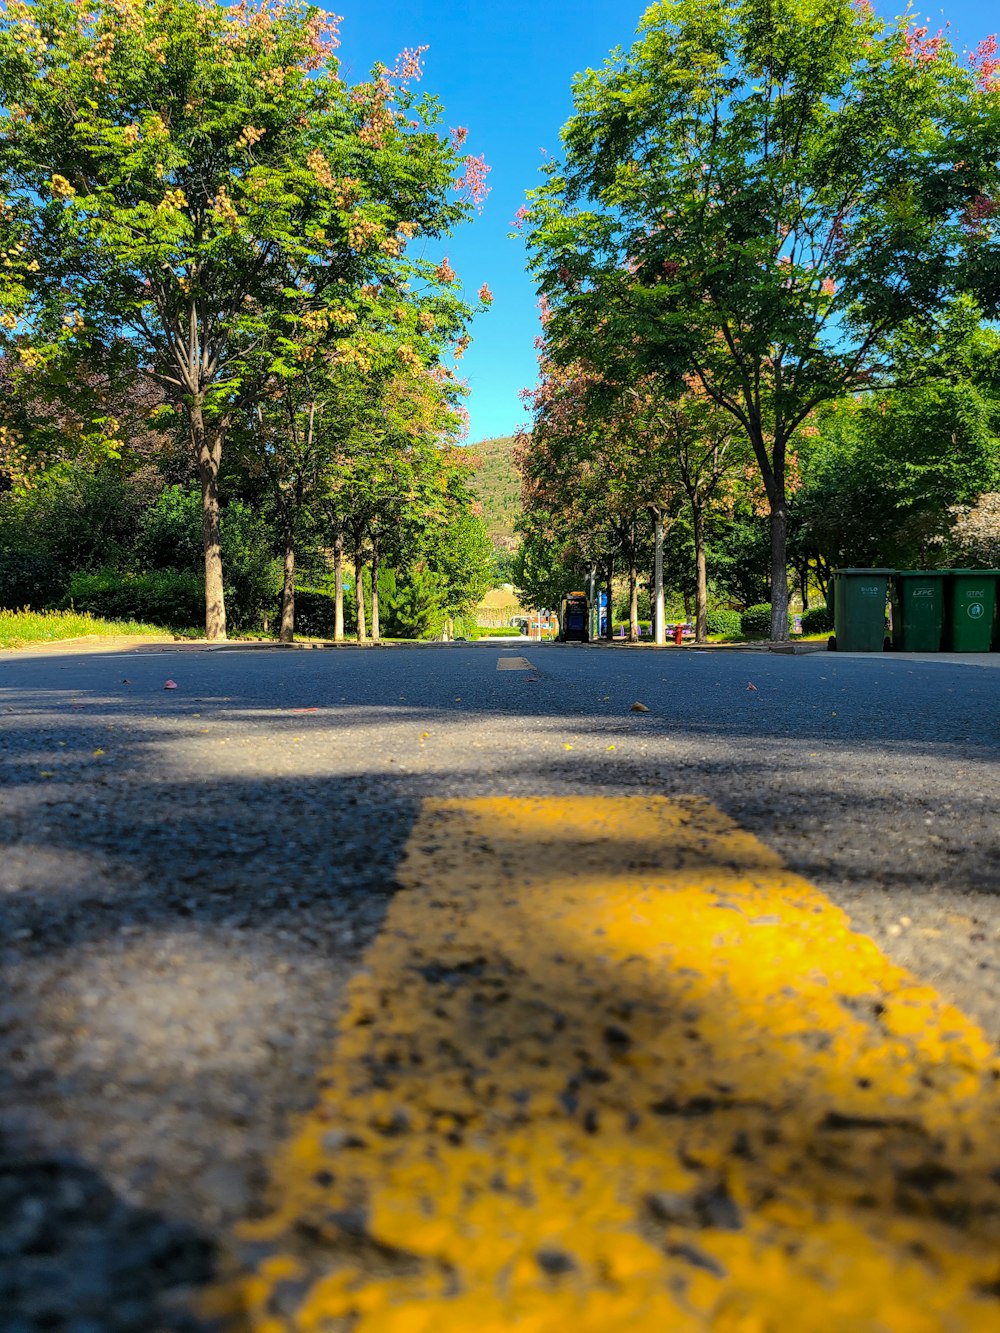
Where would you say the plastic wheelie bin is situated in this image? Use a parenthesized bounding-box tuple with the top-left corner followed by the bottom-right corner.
(944, 570, 999, 652)
(891, 571, 947, 652)
(830, 568, 892, 652)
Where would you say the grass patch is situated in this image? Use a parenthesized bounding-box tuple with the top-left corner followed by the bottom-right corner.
(0, 607, 172, 649)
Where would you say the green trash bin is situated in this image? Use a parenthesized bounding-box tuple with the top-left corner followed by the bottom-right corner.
(945, 570, 999, 652)
(831, 568, 892, 652)
(891, 571, 947, 652)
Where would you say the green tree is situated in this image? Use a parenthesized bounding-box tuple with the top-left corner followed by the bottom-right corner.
(526, 0, 996, 640)
(0, 0, 476, 638)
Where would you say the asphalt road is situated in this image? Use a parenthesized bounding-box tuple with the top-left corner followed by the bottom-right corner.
(1, 639, 998, 1329)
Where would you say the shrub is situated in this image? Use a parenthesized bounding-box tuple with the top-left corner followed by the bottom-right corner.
(0, 551, 67, 610)
(740, 603, 799, 637)
(705, 608, 742, 638)
(0, 467, 162, 573)
(293, 587, 336, 638)
(740, 603, 776, 638)
(612, 619, 652, 636)
(473, 625, 520, 638)
(66, 569, 203, 628)
(800, 604, 833, 634)
(137, 485, 281, 631)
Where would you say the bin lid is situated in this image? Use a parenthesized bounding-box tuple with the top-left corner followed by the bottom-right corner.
(894, 569, 949, 579)
(943, 568, 1000, 577)
(832, 567, 894, 575)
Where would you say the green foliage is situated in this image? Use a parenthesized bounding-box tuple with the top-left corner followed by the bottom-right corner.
(740, 604, 776, 639)
(705, 608, 742, 638)
(0, 550, 67, 609)
(706, 512, 770, 608)
(385, 566, 448, 640)
(489, 547, 519, 586)
(801, 605, 833, 635)
(513, 514, 589, 613)
(0, 0, 479, 636)
(427, 508, 494, 617)
(137, 485, 205, 574)
(136, 484, 280, 630)
(469, 436, 522, 547)
(0, 466, 162, 572)
(796, 368, 1000, 569)
(525, 0, 995, 638)
(292, 587, 336, 639)
(66, 569, 203, 627)
(0, 607, 167, 649)
(473, 625, 520, 638)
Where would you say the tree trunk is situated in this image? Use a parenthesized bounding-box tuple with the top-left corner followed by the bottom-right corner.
(333, 526, 345, 642)
(604, 557, 614, 639)
(370, 534, 380, 644)
(279, 533, 295, 643)
(191, 405, 226, 641)
(693, 503, 708, 644)
(651, 509, 665, 646)
(628, 555, 639, 643)
(769, 501, 790, 641)
(800, 565, 810, 612)
(355, 547, 367, 643)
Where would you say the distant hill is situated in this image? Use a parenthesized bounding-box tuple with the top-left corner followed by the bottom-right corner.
(467, 434, 522, 552)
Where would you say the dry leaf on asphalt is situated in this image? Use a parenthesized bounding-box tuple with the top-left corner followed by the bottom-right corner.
(163, 680, 178, 690)
(747, 682, 758, 692)
(631, 701, 649, 712)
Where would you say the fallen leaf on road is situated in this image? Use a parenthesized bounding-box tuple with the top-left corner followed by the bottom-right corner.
(293, 707, 318, 713)
(121, 678, 130, 685)
(164, 679, 178, 690)
(454, 696, 462, 702)
(563, 743, 574, 750)
(746, 682, 758, 692)
(631, 701, 649, 712)
(92, 749, 105, 757)
(420, 732, 430, 740)
(526, 677, 538, 682)
(39, 771, 54, 778)
(607, 744, 616, 751)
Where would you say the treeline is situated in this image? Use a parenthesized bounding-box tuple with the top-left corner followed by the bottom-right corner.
(0, 0, 493, 641)
(517, 0, 1000, 643)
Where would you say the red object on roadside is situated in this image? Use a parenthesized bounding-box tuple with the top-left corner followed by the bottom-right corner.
(163, 679, 178, 690)
(674, 624, 683, 646)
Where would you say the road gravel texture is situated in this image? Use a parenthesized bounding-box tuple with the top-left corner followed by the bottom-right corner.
(0, 639, 998, 1328)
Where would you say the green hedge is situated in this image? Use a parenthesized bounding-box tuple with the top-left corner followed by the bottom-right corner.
(739, 604, 774, 637)
(293, 587, 337, 638)
(474, 625, 522, 638)
(705, 608, 742, 637)
(0, 551, 67, 610)
(741, 603, 799, 637)
(800, 604, 833, 634)
(66, 569, 203, 628)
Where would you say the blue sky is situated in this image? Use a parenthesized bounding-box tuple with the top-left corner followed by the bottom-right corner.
(331, 1, 998, 446)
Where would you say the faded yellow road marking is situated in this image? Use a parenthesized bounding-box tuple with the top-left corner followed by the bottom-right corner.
(496, 655, 534, 670)
(214, 797, 1000, 1331)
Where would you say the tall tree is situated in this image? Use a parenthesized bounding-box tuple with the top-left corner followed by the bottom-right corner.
(526, 0, 997, 639)
(0, 0, 479, 637)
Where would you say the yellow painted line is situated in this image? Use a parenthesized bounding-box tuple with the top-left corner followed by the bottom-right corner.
(210, 797, 1000, 1331)
(496, 655, 534, 670)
